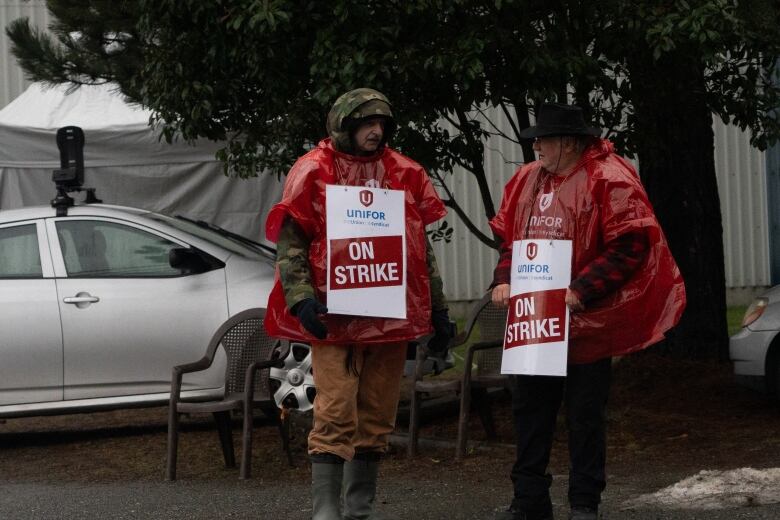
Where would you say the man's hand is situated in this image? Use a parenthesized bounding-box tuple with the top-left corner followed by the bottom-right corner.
(292, 298, 329, 339)
(492, 283, 510, 308)
(428, 308, 455, 354)
(565, 288, 585, 312)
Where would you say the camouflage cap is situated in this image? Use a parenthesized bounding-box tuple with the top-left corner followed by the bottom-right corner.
(326, 88, 396, 153)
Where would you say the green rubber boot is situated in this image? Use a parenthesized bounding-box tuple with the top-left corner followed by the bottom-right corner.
(343, 452, 381, 520)
(311, 454, 344, 520)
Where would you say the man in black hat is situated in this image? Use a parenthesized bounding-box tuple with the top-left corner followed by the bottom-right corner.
(488, 103, 685, 520)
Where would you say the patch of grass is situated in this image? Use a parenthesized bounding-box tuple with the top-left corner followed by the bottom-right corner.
(727, 305, 747, 337)
(447, 317, 469, 374)
(445, 318, 499, 375)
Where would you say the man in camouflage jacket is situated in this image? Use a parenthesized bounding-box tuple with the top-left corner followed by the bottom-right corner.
(264, 88, 452, 520)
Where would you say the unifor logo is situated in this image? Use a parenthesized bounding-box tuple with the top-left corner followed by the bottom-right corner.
(526, 242, 538, 261)
(539, 191, 553, 212)
(359, 190, 374, 207)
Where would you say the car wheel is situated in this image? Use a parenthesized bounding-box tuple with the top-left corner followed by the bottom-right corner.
(269, 341, 316, 412)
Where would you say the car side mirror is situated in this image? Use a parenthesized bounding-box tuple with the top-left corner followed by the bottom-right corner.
(169, 247, 211, 274)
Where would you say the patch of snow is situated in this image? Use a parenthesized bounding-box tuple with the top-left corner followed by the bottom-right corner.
(623, 468, 780, 510)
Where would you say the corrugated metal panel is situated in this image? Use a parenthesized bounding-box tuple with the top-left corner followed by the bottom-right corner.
(713, 118, 770, 288)
(431, 109, 523, 302)
(0, 1, 51, 109)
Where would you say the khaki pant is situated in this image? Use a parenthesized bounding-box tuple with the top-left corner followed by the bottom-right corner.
(308, 342, 407, 461)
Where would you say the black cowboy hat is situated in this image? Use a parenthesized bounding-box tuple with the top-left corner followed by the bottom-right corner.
(519, 103, 601, 139)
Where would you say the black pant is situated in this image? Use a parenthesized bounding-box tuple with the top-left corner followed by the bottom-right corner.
(509, 357, 612, 512)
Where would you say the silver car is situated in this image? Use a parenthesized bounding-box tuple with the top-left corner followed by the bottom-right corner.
(0, 203, 278, 417)
(730, 284, 780, 396)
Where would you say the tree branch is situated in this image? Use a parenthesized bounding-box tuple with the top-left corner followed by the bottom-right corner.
(430, 169, 498, 248)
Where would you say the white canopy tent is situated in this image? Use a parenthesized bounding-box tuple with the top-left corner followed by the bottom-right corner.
(0, 82, 282, 243)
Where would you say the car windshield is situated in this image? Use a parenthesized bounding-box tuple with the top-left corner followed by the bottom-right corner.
(145, 213, 275, 261)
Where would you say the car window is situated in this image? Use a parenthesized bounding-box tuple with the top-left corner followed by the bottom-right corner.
(145, 213, 270, 260)
(0, 224, 42, 278)
(56, 220, 182, 277)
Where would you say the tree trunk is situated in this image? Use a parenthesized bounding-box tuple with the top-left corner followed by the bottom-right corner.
(628, 47, 729, 360)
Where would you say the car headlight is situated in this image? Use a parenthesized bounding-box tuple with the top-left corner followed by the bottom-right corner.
(742, 297, 768, 328)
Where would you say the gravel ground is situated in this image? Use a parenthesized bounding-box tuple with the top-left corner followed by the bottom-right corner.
(0, 406, 779, 519)
(2, 354, 780, 519)
(1, 457, 779, 519)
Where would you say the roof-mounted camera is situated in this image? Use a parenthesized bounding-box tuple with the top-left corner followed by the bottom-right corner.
(51, 126, 101, 216)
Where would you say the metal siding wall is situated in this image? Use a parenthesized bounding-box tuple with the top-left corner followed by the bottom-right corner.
(0, 1, 51, 109)
(713, 118, 770, 289)
(431, 108, 523, 302)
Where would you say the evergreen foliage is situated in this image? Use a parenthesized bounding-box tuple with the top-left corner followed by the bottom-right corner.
(7, 0, 780, 357)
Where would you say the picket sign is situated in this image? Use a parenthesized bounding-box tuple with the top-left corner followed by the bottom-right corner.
(325, 185, 406, 319)
(501, 239, 572, 376)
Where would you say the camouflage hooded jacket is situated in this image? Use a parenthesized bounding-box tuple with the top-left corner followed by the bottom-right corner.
(264, 90, 448, 343)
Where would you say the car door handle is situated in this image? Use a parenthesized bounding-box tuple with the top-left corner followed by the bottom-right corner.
(63, 295, 100, 304)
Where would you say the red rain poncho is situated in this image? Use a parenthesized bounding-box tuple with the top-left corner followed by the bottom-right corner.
(490, 139, 686, 363)
(264, 138, 446, 344)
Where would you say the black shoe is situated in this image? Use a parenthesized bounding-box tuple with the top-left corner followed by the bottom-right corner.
(568, 506, 598, 520)
(495, 504, 554, 520)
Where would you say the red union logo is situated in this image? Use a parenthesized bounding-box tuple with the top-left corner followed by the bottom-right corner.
(526, 242, 538, 260)
(359, 190, 374, 207)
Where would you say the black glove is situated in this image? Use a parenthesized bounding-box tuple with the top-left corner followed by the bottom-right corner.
(292, 298, 328, 340)
(428, 308, 455, 355)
